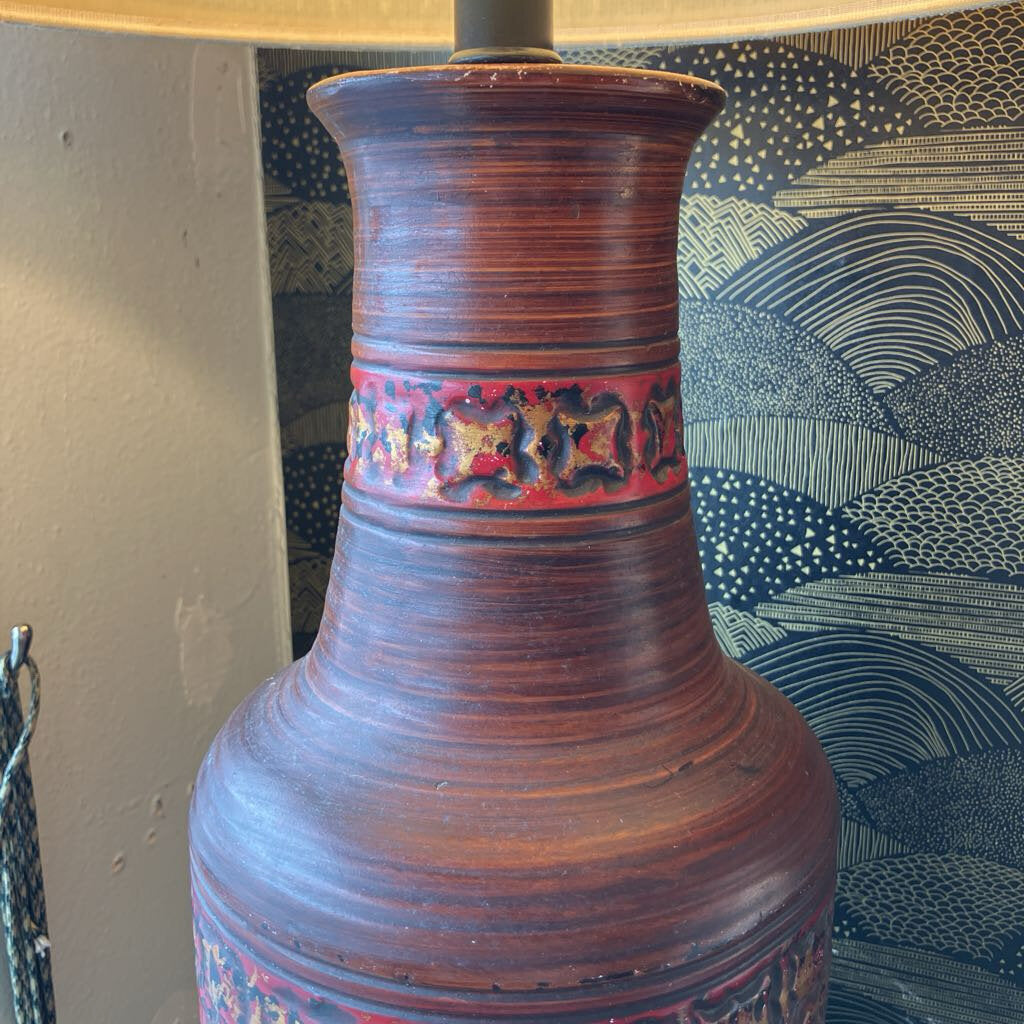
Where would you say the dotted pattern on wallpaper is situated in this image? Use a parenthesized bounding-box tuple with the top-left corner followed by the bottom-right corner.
(258, 6, 1024, 1021)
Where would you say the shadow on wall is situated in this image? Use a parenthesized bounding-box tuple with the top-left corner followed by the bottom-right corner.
(257, 6, 1024, 1021)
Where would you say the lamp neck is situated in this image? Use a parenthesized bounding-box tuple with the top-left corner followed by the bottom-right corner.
(304, 62, 727, 724)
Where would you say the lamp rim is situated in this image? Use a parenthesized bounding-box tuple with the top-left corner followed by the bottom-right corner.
(306, 61, 727, 115)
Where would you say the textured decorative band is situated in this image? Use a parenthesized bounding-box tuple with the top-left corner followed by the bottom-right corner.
(193, 896, 831, 1024)
(345, 364, 687, 511)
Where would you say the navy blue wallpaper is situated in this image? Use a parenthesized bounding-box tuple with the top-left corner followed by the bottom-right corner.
(258, 6, 1024, 1019)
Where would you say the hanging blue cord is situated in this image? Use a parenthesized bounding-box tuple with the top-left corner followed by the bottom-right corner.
(0, 627, 55, 1024)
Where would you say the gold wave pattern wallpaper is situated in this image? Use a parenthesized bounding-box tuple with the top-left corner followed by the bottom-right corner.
(258, 5, 1024, 1020)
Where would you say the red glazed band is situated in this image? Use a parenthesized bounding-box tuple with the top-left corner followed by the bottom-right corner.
(346, 362, 687, 512)
(193, 879, 833, 1024)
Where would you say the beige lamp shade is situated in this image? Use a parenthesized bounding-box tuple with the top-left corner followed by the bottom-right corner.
(0, 0, 1008, 47)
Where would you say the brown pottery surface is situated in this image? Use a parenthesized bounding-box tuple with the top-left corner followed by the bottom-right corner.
(189, 62, 839, 1024)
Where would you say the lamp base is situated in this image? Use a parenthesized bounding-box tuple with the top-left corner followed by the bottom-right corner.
(188, 61, 838, 1024)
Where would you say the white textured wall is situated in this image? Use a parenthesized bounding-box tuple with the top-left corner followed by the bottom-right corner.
(0, 24, 291, 1024)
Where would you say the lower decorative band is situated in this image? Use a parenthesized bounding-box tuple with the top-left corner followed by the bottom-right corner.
(193, 898, 831, 1024)
(345, 363, 687, 511)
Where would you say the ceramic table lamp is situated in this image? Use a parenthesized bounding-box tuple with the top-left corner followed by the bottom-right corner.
(10, 0, 966, 1020)
(184, 4, 840, 1021)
